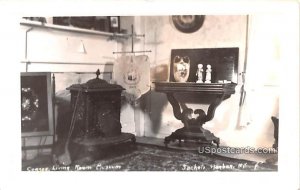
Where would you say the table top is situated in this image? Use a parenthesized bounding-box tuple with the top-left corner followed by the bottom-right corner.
(153, 82, 237, 95)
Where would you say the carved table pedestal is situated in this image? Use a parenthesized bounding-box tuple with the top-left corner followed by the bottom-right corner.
(154, 82, 237, 147)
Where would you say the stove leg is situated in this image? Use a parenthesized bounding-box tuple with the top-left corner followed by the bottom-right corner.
(131, 136, 136, 144)
(213, 138, 220, 148)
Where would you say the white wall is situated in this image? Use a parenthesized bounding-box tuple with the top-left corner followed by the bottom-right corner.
(20, 26, 116, 72)
(225, 14, 281, 148)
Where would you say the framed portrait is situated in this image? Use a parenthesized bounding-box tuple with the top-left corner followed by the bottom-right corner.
(21, 72, 54, 137)
(109, 16, 120, 33)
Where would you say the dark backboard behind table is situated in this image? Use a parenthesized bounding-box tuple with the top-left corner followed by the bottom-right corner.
(170, 48, 239, 83)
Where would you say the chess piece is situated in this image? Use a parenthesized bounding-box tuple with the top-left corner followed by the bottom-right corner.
(196, 64, 204, 83)
(205, 64, 212, 83)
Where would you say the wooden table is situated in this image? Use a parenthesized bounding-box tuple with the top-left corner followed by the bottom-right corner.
(154, 82, 237, 147)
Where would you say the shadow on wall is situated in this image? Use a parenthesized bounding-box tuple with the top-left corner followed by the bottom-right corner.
(125, 89, 169, 135)
(150, 64, 169, 81)
(148, 64, 170, 134)
(265, 96, 279, 135)
(103, 62, 114, 82)
(257, 96, 279, 148)
(146, 91, 239, 137)
(53, 91, 72, 156)
(209, 97, 238, 133)
(148, 92, 169, 134)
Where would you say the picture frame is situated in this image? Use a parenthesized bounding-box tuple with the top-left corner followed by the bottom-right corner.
(21, 72, 54, 137)
(109, 16, 120, 33)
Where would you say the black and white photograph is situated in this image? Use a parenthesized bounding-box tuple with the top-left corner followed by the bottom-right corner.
(20, 14, 281, 172)
(0, 1, 299, 190)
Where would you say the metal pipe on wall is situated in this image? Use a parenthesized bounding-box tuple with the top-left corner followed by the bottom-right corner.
(236, 15, 250, 130)
(25, 27, 33, 72)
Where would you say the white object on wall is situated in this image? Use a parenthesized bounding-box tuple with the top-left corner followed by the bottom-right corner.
(77, 40, 86, 54)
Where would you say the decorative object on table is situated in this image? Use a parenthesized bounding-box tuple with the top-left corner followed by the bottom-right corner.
(170, 48, 239, 83)
(21, 72, 54, 137)
(217, 80, 232, 83)
(205, 64, 212, 83)
(171, 15, 205, 33)
(196, 64, 204, 83)
(109, 16, 120, 33)
(154, 47, 239, 147)
(64, 69, 135, 164)
(114, 55, 150, 103)
(172, 55, 190, 82)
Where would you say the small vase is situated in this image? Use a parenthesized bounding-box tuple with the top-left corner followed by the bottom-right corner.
(173, 56, 190, 82)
